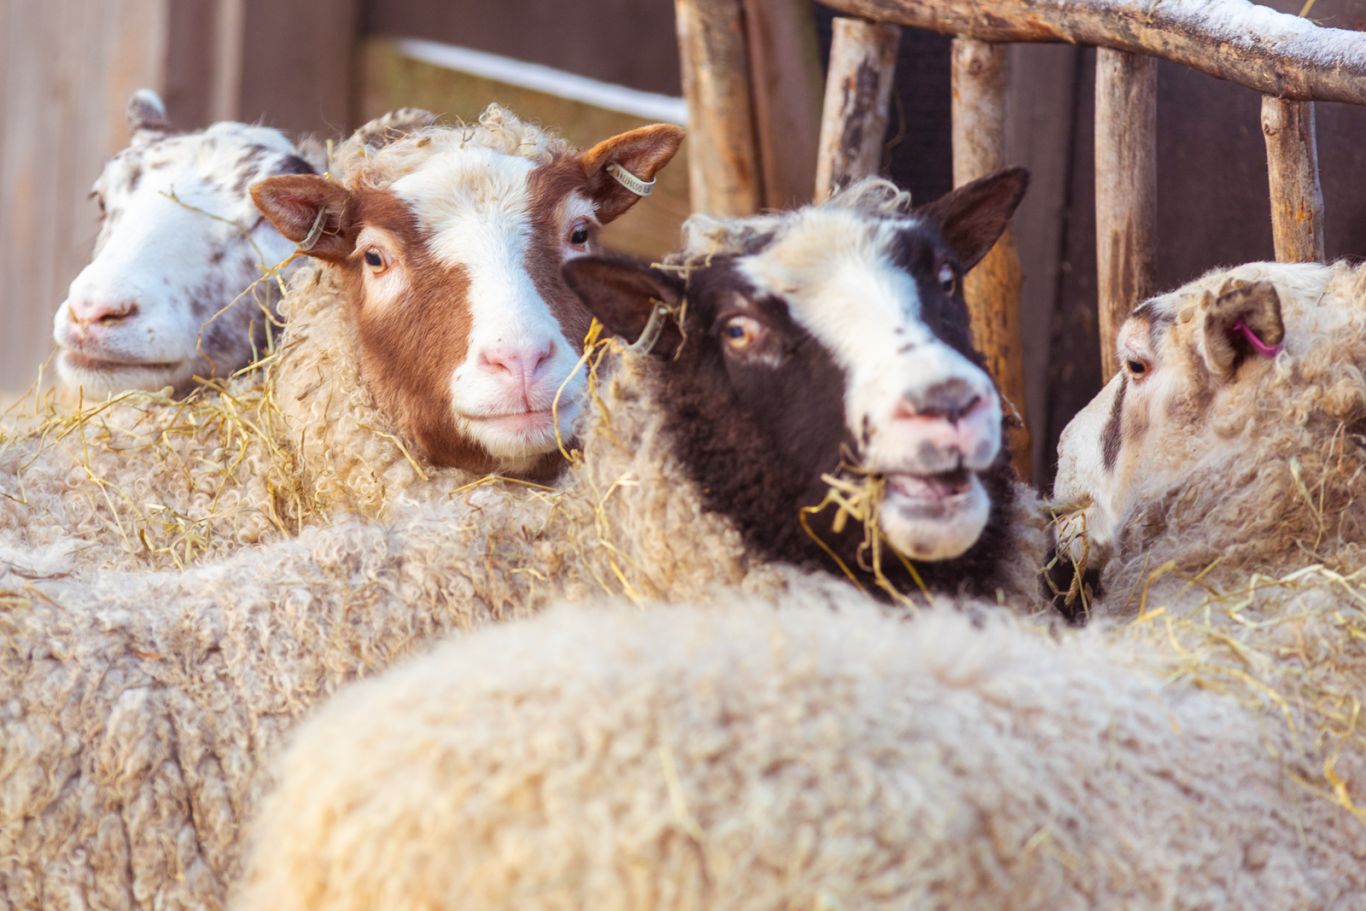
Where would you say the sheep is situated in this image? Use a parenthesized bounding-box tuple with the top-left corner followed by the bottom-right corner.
(231, 261, 1366, 910)
(0, 175, 1051, 911)
(51, 89, 322, 399)
(1051, 259, 1366, 613)
(0, 103, 684, 573)
(229, 595, 1364, 911)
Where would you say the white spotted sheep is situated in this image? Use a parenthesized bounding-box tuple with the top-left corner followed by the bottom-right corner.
(52, 89, 321, 399)
(0, 174, 1051, 911)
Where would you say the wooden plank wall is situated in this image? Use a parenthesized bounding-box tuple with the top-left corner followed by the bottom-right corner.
(0, 0, 169, 395)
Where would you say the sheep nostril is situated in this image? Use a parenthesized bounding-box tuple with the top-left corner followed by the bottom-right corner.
(947, 394, 982, 424)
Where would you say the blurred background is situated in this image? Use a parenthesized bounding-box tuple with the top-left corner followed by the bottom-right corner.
(1, 0, 1363, 483)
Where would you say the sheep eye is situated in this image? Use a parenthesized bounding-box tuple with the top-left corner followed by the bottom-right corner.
(720, 315, 764, 351)
(567, 221, 591, 247)
(1125, 358, 1149, 379)
(363, 247, 388, 274)
(937, 262, 957, 296)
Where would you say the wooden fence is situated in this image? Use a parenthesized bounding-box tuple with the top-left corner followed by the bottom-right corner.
(676, 0, 1366, 476)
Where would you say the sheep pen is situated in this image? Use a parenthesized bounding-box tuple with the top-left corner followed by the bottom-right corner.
(0, 173, 1053, 910)
(231, 259, 1366, 910)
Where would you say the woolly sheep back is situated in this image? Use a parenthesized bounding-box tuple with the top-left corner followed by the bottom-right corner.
(231, 597, 1364, 911)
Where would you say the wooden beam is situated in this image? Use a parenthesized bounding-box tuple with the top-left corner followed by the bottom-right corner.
(814, 17, 900, 201)
(742, 0, 823, 208)
(1261, 96, 1325, 264)
(675, 0, 763, 216)
(951, 37, 1030, 478)
(817, 0, 1366, 105)
(1094, 48, 1157, 382)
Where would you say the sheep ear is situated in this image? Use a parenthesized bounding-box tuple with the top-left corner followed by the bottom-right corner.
(916, 167, 1029, 271)
(127, 89, 171, 141)
(562, 256, 685, 357)
(251, 175, 357, 263)
(580, 124, 686, 224)
(1200, 280, 1285, 378)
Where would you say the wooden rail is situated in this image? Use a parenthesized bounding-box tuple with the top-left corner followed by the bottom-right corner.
(818, 0, 1366, 104)
(675, 0, 763, 216)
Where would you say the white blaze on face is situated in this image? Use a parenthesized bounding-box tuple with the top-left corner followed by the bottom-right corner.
(53, 123, 299, 397)
(391, 147, 587, 469)
(739, 209, 1003, 560)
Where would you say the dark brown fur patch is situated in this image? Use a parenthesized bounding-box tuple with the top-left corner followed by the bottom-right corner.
(1102, 374, 1127, 472)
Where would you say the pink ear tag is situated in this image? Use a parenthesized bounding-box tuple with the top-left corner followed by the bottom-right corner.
(1230, 319, 1282, 358)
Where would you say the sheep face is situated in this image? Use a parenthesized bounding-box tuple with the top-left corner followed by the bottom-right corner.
(565, 169, 1029, 589)
(1053, 275, 1290, 569)
(52, 90, 307, 398)
(253, 123, 684, 476)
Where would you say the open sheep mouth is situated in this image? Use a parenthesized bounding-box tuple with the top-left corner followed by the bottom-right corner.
(881, 468, 978, 518)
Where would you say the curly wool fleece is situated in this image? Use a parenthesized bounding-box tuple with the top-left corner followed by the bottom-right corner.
(232, 595, 1365, 911)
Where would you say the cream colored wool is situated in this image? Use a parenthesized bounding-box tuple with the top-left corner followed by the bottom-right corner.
(0, 105, 571, 575)
(0, 337, 1048, 911)
(230, 597, 1365, 911)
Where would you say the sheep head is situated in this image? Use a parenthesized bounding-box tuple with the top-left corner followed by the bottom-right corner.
(564, 170, 1031, 598)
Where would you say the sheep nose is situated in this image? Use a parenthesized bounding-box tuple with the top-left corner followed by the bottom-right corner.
(68, 297, 138, 326)
(477, 341, 557, 384)
(895, 378, 984, 424)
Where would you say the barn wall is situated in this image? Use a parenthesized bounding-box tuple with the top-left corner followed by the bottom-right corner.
(0, 0, 169, 396)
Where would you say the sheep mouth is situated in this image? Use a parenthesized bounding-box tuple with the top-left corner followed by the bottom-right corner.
(467, 410, 558, 432)
(881, 468, 978, 518)
(61, 350, 180, 372)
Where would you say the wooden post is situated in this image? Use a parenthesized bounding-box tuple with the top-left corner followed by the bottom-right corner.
(1261, 96, 1325, 264)
(1094, 48, 1157, 383)
(951, 37, 1030, 478)
(814, 18, 899, 201)
(741, 0, 823, 208)
(675, 0, 763, 216)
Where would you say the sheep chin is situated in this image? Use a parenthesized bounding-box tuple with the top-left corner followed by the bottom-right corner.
(876, 471, 990, 561)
